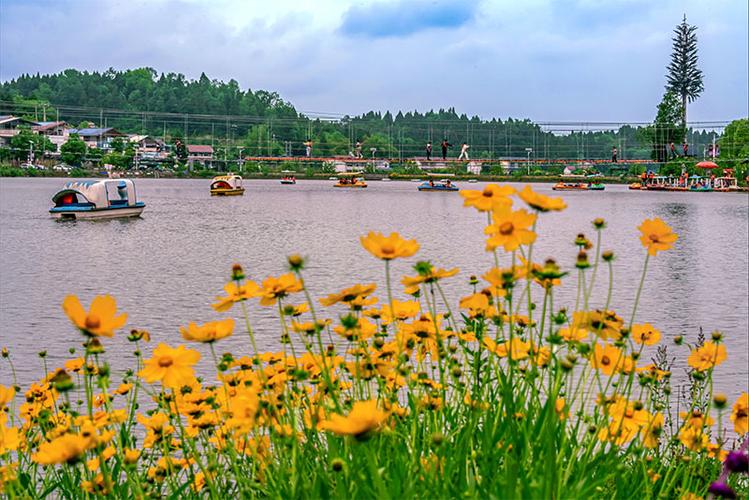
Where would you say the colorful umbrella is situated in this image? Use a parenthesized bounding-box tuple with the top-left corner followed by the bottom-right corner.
(696, 161, 719, 169)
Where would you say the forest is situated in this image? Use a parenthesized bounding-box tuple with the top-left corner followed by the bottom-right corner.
(0, 68, 733, 162)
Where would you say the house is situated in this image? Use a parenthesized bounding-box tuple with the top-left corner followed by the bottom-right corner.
(33, 121, 71, 154)
(0, 115, 40, 146)
(68, 127, 127, 150)
(187, 144, 214, 167)
(129, 135, 165, 152)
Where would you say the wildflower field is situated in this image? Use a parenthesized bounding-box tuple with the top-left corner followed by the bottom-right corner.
(1, 184, 747, 499)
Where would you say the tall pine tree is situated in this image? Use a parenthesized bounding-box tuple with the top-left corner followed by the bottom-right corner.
(665, 15, 704, 137)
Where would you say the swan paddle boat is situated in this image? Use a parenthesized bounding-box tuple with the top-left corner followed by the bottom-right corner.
(49, 179, 145, 220)
(552, 182, 605, 191)
(210, 174, 245, 196)
(334, 173, 367, 188)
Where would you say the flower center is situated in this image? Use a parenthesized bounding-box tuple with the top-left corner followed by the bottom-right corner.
(499, 222, 514, 235)
(381, 243, 395, 255)
(625, 409, 634, 418)
(85, 314, 101, 330)
(158, 356, 174, 368)
(482, 188, 493, 197)
(601, 355, 611, 365)
(648, 234, 660, 242)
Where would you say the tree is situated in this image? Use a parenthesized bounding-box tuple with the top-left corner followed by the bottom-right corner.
(665, 16, 704, 134)
(719, 118, 748, 159)
(9, 126, 54, 161)
(60, 134, 87, 166)
(639, 91, 685, 162)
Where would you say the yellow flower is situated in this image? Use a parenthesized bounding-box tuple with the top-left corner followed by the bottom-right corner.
(333, 317, 378, 342)
(459, 292, 495, 318)
(679, 425, 708, 452)
(212, 281, 261, 312)
(360, 232, 419, 260)
(460, 184, 515, 212)
(62, 294, 127, 337)
(0, 385, 14, 409)
(518, 185, 567, 212)
(632, 323, 661, 345)
(641, 412, 664, 448)
(0, 422, 21, 454)
(687, 341, 727, 372)
(64, 358, 85, 373)
(32, 433, 93, 465)
(731, 392, 748, 434)
(114, 383, 132, 396)
(638, 218, 678, 256)
(259, 273, 303, 306)
(680, 494, 702, 500)
(574, 310, 623, 341)
(485, 207, 537, 252)
(319, 283, 377, 307)
(482, 266, 525, 294)
(555, 398, 568, 421)
(124, 448, 141, 464)
(139, 343, 200, 388)
(180, 318, 235, 343)
(380, 300, 421, 324)
(484, 337, 530, 361)
(559, 325, 588, 342)
(319, 400, 388, 438)
(590, 343, 625, 376)
(401, 267, 459, 294)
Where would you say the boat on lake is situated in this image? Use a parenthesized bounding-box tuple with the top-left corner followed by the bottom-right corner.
(418, 179, 458, 191)
(210, 174, 245, 196)
(280, 170, 297, 184)
(334, 173, 367, 188)
(552, 182, 605, 191)
(49, 179, 145, 220)
(468, 179, 479, 183)
(713, 175, 740, 192)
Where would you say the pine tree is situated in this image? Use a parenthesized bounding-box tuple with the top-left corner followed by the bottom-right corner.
(665, 15, 704, 135)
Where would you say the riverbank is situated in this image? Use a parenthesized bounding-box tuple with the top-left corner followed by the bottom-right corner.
(0, 165, 638, 184)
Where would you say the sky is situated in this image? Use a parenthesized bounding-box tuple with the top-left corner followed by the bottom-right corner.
(0, 0, 747, 123)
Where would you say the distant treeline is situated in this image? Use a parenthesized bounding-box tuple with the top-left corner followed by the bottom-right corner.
(0, 68, 728, 160)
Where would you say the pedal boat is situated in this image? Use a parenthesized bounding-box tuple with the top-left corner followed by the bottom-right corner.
(49, 179, 145, 220)
(210, 174, 245, 196)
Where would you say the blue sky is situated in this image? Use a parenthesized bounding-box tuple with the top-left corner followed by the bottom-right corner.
(0, 0, 746, 122)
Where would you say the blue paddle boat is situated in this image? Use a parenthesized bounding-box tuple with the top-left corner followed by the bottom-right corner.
(417, 178, 459, 192)
(50, 179, 145, 220)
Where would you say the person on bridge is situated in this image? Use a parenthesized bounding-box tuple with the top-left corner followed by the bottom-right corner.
(426, 141, 432, 161)
(304, 140, 313, 158)
(612, 146, 618, 163)
(682, 142, 689, 157)
(354, 141, 363, 158)
(441, 139, 451, 160)
(670, 142, 676, 159)
(458, 143, 470, 160)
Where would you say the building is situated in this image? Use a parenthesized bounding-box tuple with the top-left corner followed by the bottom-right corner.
(33, 121, 72, 154)
(0, 115, 40, 146)
(187, 144, 214, 167)
(68, 127, 127, 150)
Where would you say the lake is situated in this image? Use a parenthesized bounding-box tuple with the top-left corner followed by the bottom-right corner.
(0, 177, 747, 401)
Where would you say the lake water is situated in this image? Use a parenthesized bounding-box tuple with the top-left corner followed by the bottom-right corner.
(1, 177, 747, 402)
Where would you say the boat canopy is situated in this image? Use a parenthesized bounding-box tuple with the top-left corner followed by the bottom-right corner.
(51, 179, 138, 209)
(211, 174, 242, 189)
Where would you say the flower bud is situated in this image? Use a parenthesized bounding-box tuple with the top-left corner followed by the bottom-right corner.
(576, 251, 590, 270)
(602, 250, 614, 262)
(331, 458, 344, 472)
(592, 218, 606, 229)
(673, 335, 683, 345)
(287, 254, 305, 271)
(713, 393, 728, 409)
(231, 263, 245, 281)
(711, 330, 723, 342)
(469, 275, 478, 286)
